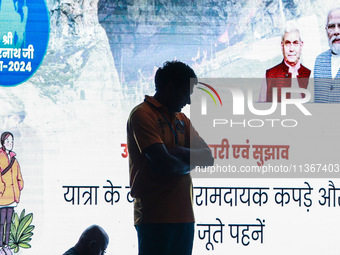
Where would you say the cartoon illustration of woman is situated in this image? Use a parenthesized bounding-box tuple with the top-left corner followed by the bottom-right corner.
(0, 132, 23, 255)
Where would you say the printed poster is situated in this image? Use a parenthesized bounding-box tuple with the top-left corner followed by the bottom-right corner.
(0, 0, 340, 254)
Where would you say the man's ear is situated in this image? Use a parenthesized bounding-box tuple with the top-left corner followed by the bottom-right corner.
(164, 82, 176, 100)
(88, 240, 96, 249)
(166, 82, 174, 93)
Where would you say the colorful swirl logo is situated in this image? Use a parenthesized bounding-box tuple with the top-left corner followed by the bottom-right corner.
(197, 82, 223, 106)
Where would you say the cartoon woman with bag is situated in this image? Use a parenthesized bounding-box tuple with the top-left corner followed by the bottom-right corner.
(0, 132, 24, 255)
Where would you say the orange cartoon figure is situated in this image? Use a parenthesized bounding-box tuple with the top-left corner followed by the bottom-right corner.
(0, 132, 23, 255)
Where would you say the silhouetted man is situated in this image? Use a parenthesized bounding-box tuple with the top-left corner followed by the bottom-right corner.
(63, 225, 109, 255)
(127, 61, 214, 255)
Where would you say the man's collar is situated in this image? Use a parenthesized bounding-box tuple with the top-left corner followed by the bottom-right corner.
(284, 60, 301, 70)
(144, 95, 177, 117)
(331, 49, 340, 56)
(283, 60, 301, 75)
(144, 95, 163, 108)
(331, 52, 340, 59)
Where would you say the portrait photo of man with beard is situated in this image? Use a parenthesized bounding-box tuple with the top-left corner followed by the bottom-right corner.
(314, 7, 340, 103)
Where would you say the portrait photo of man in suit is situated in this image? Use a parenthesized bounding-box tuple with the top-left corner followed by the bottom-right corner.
(259, 25, 311, 103)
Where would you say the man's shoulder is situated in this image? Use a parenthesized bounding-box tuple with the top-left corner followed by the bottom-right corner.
(266, 61, 287, 78)
(63, 247, 79, 255)
(315, 49, 331, 62)
(128, 101, 155, 121)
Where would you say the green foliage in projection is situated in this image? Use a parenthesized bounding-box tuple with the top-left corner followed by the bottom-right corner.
(9, 209, 34, 253)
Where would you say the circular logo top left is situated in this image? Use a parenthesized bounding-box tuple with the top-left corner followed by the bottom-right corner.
(0, 0, 49, 86)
